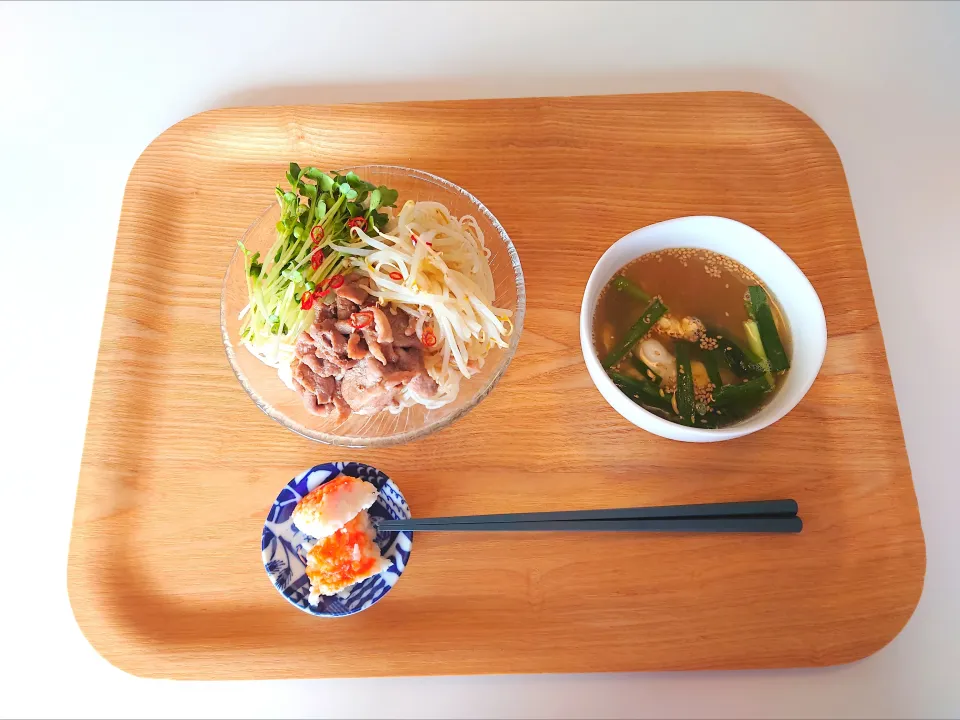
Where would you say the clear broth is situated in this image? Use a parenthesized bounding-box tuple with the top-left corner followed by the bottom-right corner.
(593, 248, 791, 428)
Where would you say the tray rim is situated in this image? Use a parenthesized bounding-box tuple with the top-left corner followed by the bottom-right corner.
(67, 89, 926, 680)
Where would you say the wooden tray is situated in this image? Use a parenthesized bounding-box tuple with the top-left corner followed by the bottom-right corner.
(68, 92, 925, 680)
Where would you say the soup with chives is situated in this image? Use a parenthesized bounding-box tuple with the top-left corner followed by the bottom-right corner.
(592, 248, 791, 428)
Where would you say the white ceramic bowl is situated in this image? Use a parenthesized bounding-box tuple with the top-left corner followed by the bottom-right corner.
(580, 216, 827, 442)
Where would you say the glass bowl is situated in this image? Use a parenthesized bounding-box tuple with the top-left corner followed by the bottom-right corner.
(221, 165, 525, 447)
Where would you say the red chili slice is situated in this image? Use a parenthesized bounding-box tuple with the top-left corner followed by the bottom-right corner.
(301, 293, 314, 310)
(313, 288, 329, 299)
(346, 216, 366, 231)
(311, 249, 324, 270)
(422, 330, 437, 348)
(310, 226, 324, 244)
(388, 271, 403, 281)
(350, 311, 373, 330)
(328, 274, 345, 290)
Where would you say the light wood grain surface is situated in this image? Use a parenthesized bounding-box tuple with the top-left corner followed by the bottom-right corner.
(67, 92, 925, 680)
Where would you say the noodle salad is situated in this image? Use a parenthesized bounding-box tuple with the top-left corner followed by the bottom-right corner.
(236, 164, 514, 421)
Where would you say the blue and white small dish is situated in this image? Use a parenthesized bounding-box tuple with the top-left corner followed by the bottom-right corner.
(261, 461, 413, 617)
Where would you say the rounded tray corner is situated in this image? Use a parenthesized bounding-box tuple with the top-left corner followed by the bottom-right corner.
(735, 91, 847, 171)
(125, 106, 241, 188)
(67, 568, 156, 679)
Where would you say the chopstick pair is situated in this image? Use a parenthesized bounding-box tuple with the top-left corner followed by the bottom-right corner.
(375, 499, 802, 534)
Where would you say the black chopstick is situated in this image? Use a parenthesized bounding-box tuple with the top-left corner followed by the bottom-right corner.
(376, 499, 797, 529)
(377, 516, 802, 533)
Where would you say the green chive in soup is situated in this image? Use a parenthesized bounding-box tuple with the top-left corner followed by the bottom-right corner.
(593, 248, 791, 428)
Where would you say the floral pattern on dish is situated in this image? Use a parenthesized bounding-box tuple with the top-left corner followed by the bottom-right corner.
(262, 462, 413, 617)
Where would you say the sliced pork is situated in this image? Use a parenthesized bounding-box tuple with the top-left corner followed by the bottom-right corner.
(289, 275, 440, 422)
(336, 280, 369, 306)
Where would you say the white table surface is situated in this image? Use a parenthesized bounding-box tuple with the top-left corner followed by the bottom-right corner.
(1, 1, 957, 717)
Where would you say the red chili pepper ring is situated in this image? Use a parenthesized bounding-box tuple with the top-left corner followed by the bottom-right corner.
(350, 311, 374, 330)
